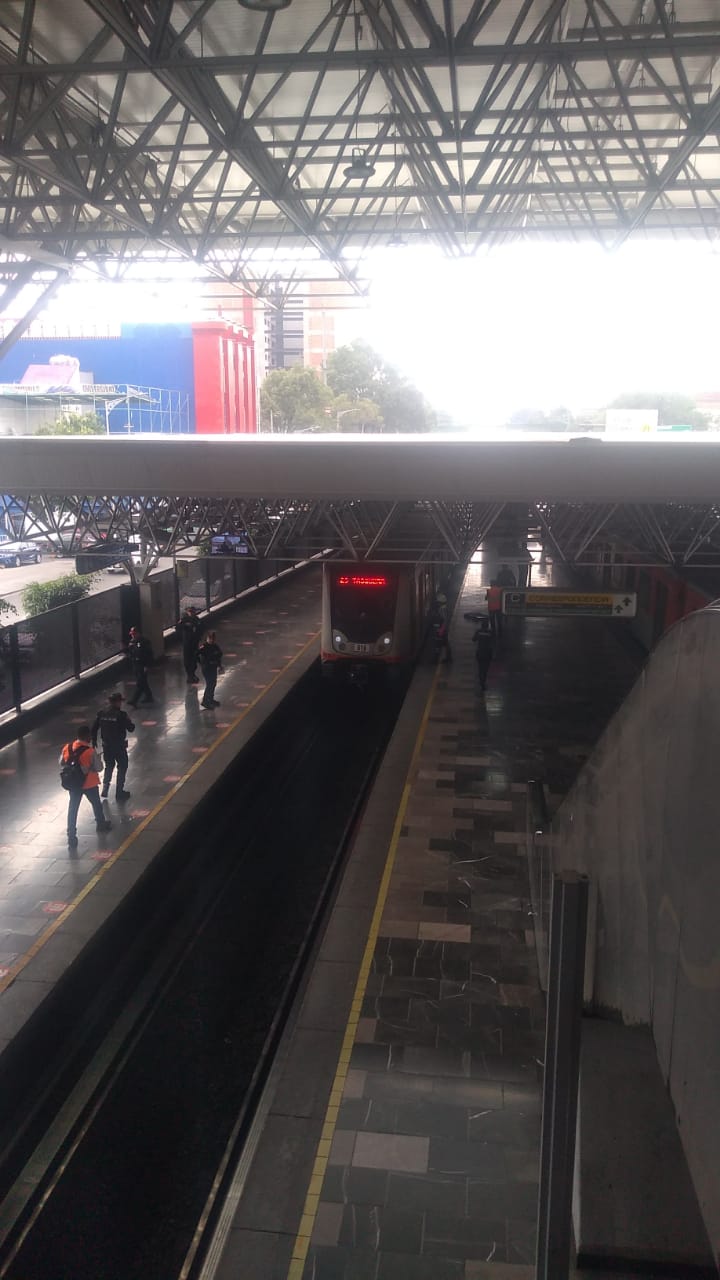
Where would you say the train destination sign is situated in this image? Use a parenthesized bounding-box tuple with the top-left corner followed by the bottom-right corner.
(503, 590, 637, 618)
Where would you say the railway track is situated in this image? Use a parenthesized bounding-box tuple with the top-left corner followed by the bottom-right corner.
(0, 666, 407, 1280)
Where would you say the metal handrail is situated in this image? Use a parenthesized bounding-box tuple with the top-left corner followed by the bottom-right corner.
(536, 872, 589, 1280)
(526, 779, 551, 991)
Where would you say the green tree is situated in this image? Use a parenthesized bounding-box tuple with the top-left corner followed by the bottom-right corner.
(0, 598, 16, 618)
(328, 395, 384, 432)
(35, 411, 105, 436)
(380, 382, 435, 432)
(610, 392, 709, 430)
(325, 340, 433, 432)
(22, 573, 98, 616)
(259, 366, 332, 432)
(325, 341, 386, 402)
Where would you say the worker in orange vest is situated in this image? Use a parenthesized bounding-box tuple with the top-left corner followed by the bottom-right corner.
(486, 581, 504, 637)
(60, 724, 113, 848)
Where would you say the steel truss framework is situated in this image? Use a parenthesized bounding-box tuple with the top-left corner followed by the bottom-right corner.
(1, 1, 720, 317)
(6, 492, 720, 572)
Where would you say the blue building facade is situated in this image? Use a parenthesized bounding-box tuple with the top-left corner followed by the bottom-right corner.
(0, 323, 196, 432)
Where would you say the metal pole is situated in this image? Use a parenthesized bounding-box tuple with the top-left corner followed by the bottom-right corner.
(9, 623, 22, 713)
(536, 871, 589, 1280)
(71, 601, 82, 679)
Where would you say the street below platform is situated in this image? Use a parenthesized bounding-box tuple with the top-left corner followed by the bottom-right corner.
(0, 557, 174, 621)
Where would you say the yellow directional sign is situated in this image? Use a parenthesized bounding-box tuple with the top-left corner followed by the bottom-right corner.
(503, 590, 637, 618)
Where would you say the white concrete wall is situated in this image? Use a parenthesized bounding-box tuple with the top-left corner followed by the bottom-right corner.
(552, 606, 720, 1262)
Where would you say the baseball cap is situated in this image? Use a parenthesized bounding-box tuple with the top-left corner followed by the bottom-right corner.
(109, 691, 125, 702)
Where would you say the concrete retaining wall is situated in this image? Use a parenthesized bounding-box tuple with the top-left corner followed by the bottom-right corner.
(551, 606, 720, 1262)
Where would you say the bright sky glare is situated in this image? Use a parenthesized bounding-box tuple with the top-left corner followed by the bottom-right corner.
(20, 240, 720, 427)
(336, 241, 720, 425)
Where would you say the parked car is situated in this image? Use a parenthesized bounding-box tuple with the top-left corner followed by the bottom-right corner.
(0, 541, 42, 567)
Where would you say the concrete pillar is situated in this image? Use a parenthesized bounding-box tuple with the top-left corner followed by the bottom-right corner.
(138, 580, 165, 660)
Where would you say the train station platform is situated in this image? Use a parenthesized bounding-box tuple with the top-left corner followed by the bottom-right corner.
(210, 561, 645, 1280)
(0, 568, 321, 1049)
(3, 556, 709, 1278)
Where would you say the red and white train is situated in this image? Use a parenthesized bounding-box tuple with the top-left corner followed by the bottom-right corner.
(321, 561, 439, 680)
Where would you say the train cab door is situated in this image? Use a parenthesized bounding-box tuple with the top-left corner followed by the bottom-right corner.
(414, 566, 432, 653)
(413, 565, 423, 649)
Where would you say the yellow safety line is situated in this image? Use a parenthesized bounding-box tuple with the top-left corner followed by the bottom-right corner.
(287, 665, 441, 1280)
(0, 634, 319, 997)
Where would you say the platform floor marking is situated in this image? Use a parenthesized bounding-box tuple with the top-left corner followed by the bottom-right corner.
(0, 633, 319, 997)
(287, 666, 441, 1280)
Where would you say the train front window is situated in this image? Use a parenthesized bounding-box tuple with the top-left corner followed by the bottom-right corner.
(332, 573, 397, 643)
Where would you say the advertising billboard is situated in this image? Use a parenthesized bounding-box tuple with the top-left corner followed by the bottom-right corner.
(210, 534, 249, 556)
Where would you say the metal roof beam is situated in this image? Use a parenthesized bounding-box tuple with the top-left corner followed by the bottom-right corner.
(0, 270, 66, 358)
(614, 80, 720, 244)
(81, 0, 365, 291)
(3, 31, 719, 77)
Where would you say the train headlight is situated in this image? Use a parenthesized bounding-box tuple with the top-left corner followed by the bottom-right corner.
(333, 630, 347, 652)
(377, 632, 393, 651)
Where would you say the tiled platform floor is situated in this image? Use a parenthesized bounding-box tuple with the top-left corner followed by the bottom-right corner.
(0, 569, 321, 993)
(301, 561, 641, 1279)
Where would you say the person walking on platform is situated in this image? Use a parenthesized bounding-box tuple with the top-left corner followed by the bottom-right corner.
(495, 564, 516, 588)
(431, 593, 452, 663)
(198, 630, 224, 708)
(91, 692, 135, 801)
(60, 727, 112, 848)
(175, 606, 205, 684)
(127, 626, 154, 707)
(486, 580, 504, 638)
(472, 618, 494, 693)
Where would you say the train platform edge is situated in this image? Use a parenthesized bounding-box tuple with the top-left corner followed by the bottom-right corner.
(0, 571, 321, 1063)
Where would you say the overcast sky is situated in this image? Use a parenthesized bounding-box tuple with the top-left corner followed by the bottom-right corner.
(337, 241, 720, 425)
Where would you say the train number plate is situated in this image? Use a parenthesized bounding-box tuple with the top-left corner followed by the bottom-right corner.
(353, 643, 370, 654)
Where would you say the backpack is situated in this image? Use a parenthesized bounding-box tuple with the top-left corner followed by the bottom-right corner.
(60, 743, 86, 792)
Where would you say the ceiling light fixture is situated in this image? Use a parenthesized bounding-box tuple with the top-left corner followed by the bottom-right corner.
(344, 146, 375, 180)
(238, 0, 292, 10)
(344, 2, 375, 180)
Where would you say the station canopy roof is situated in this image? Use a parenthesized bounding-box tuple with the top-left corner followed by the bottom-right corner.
(1, 0, 720, 319)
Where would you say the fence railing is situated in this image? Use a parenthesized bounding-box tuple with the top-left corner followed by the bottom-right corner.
(536, 871, 589, 1280)
(0, 557, 298, 719)
(525, 778, 551, 991)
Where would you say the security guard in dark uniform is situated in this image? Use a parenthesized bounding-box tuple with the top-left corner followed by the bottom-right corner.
(127, 626, 155, 706)
(175, 606, 205, 683)
(472, 618, 495, 692)
(91, 692, 135, 801)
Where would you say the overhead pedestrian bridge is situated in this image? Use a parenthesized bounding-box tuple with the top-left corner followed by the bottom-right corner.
(2, 433, 720, 568)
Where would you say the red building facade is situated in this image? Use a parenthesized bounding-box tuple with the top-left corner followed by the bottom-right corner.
(192, 318, 257, 434)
